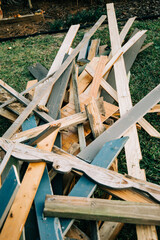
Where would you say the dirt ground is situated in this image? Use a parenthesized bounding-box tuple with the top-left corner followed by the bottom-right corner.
(0, 0, 160, 39)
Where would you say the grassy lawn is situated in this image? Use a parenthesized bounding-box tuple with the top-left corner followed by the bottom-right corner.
(0, 18, 160, 239)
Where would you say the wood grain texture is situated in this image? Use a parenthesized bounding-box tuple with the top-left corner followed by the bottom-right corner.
(89, 55, 108, 98)
(44, 195, 160, 226)
(87, 39, 100, 61)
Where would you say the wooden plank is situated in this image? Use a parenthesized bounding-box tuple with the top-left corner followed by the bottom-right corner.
(88, 39, 100, 61)
(44, 196, 160, 226)
(0, 13, 44, 25)
(106, 4, 157, 238)
(46, 57, 74, 119)
(139, 42, 154, 53)
(0, 108, 17, 122)
(89, 55, 108, 98)
(28, 63, 48, 81)
(100, 222, 123, 240)
(2, 16, 106, 139)
(98, 44, 108, 56)
(66, 224, 90, 240)
(85, 98, 106, 139)
(72, 62, 86, 151)
(0, 166, 20, 228)
(138, 118, 160, 138)
(77, 33, 90, 65)
(12, 111, 87, 143)
(119, 17, 136, 44)
(102, 29, 146, 103)
(38, 24, 80, 107)
(77, 84, 160, 162)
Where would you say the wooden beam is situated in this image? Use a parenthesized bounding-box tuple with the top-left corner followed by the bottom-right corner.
(44, 195, 160, 226)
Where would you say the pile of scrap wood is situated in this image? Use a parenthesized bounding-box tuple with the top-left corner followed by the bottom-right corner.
(0, 3, 160, 240)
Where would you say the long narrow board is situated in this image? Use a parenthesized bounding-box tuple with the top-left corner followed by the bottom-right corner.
(0, 166, 20, 228)
(38, 24, 80, 107)
(101, 29, 146, 103)
(44, 196, 160, 226)
(106, 4, 157, 240)
(60, 138, 127, 235)
(47, 56, 74, 119)
(77, 84, 160, 162)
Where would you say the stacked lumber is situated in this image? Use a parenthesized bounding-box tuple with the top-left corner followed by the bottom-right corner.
(0, 3, 160, 240)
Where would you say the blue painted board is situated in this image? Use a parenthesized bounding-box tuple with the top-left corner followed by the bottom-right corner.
(60, 137, 128, 235)
(0, 166, 20, 228)
(22, 80, 63, 239)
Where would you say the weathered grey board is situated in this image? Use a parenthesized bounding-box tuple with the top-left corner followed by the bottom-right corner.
(44, 196, 160, 226)
(2, 16, 106, 139)
(101, 29, 146, 103)
(47, 56, 73, 119)
(28, 63, 48, 80)
(0, 166, 20, 228)
(0, 137, 160, 202)
(77, 33, 90, 65)
(78, 84, 160, 162)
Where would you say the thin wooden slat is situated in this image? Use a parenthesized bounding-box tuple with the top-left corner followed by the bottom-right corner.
(102, 29, 146, 104)
(38, 24, 80, 107)
(0, 166, 20, 228)
(44, 196, 160, 226)
(72, 62, 86, 150)
(12, 111, 87, 143)
(119, 16, 136, 44)
(138, 118, 160, 138)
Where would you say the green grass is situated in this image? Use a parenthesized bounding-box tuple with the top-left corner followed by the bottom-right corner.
(0, 18, 160, 239)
